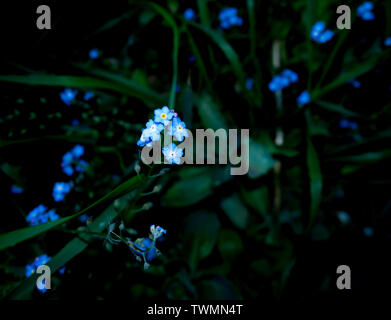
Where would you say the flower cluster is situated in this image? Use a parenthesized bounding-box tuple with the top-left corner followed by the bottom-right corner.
(385, 37, 391, 47)
(25, 254, 51, 278)
(61, 144, 88, 176)
(60, 88, 78, 106)
(357, 2, 374, 21)
(184, 8, 196, 21)
(297, 90, 311, 107)
(26, 205, 59, 226)
(128, 225, 166, 269)
(339, 119, 358, 130)
(137, 106, 188, 165)
(268, 69, 298, 92)
(311, 22, 334, 43)
(219, 8, 243, 29)
(53, 182, 72, 202)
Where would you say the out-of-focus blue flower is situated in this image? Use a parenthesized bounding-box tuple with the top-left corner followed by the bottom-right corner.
(184, 8, 196, 21)
(188, 55, 196, 63)
(350, 80, 361, 88)
(219, 7, 243, 29)
(246, 77, 254, 90)
(61, 145, 87, 176)
(53, 182, 72, 202)
(363, 226, 374, 237)
(89, 48, 99, 59)
(25, 254, 51, 278)
(11, 185, 23, 194)
(169, 117, 188, 142)
(163, 143, 183, 164)
(318, 30, 334, 43)
(268, 69, 298, 92)
(60, 88, 77, 106)
(384, 37, 391, 46)
(72, 145, 84, 158)
(339, 119, 358, 130)
(357, 2, 374, 20)
(281, 69, 298, 83)
(71, 119, 80, 126)
(75, 159, 88, 172)
(79, 214, 90, 223)
(84, 91, 95, 101)
(26, 205, 59, 226)
(311, 21, 326, 39)
(154, 106, 174, 126)
(339, 119, 350, 129)
(311, 21, 334, 43)
(58, 266, 66, 275)
(297, 91, 310, 106)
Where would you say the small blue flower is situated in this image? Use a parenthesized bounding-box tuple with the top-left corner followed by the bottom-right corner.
(219, 7, 242, 29)
(58, 266, 66, 275)
(184, 8, 196, 21)
(281, 69, 298, 83)
(75, 159, 88, 172)
(297, 91, 310, 106)
(169, 117, 188, 142)
(246, 77, 254, 91)
(357, 2, 375, 21)
(72, 145, 85, 158)
(60, 88, 78, 106)
(84, 91, 95, 101)
(26, 254, 51, 278)
(79, 214, 90, 223)
(63, 165, 74, 176)
(311, 21, 334, 43)
(350, 80, 361, 88)
(311, 21, 326, 39)
(162, 143, 183, 165)
(384, 37, 391, 46)
(89, 48, 99, 59)
(339, 119, 350, 129)
(150, 225, 166, 241)
(318, 30, 334, 43)
(137, 129, 153, 147)
(129, 238, 158, 263)
(145, 119, 164, 141)
(154, 106, 174, 126)
(53, 182, 72, 202)
(11, 185, 23, 194)
(71, 119, 80, 126)
(188, 55, 196, 63)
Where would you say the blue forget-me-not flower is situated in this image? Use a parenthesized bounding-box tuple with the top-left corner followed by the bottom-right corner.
(163, 143, 183, 165)
(311, 21, 334, 43)
(61, 145, 87, 176)
(384, 37, 391, 46)
(357, 2, 375, 21)
(219, 8, 243, 29)
(26, 205, 59, 226)
(89, 48, 99, 59)
(60, 88, 78, 106)
(169, 118, 189, 142)
(53, 182, 72, 202)
(184, 8, 196, 21)
(11, 185, 23, 194)
(268, 69, 299, 92)
(297, 90, 310, 106)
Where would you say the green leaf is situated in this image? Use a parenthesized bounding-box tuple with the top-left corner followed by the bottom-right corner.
(306, 137, 322, 230)
(188, 21, 246, 91)
(316, 101, 361, 118)
(0, 74, 166, 106)
(248, 139, 275, 179)
(242, 187, 269, 217)
(0, 175, 144, 250)
(184, 212, 220, 270)
(220, 194, 249, 229)
(149, 3, 180, 108)
(195, 93, 228, 130)
(218, 229, 243, 261)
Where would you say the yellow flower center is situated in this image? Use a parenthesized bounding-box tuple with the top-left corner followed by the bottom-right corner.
(161, 113, 167, 119)
(177, 126, 182, 130)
